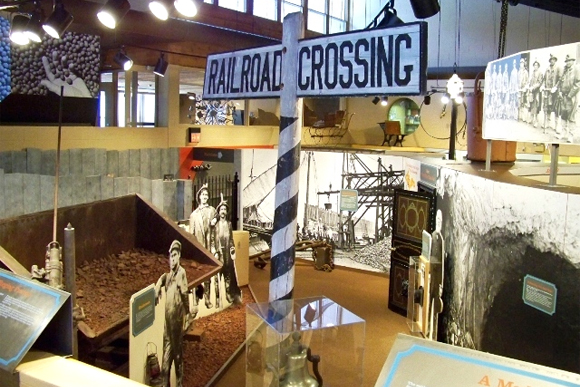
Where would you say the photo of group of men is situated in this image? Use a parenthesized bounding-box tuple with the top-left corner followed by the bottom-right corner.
(483, 42, 580, 144)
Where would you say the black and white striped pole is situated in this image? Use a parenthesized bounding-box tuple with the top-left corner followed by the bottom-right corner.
(268, 12, 304, 313)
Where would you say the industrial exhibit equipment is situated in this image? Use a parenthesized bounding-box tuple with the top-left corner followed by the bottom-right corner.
(0, 194, 221, 367)
(246, 296, 365, 387)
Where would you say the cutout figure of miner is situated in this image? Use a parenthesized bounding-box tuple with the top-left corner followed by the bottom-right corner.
(155, 240, 196, 387)
(211, 197, 242, 305)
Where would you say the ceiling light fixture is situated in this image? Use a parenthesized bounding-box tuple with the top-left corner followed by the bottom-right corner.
(42, 0, 74, 39)
(174, 0, 197, 17)
(380, 96, 389, 106)
(114, 48, 133, 71)
(153, 52, 168, 76)
(149, 0, 173, 20)
(25, 5, 44, 43)
(97, 0, 131, 29)
(372, 96, 380, 105)
(409, 0, 440, 19)
(10, 13, 30, 46)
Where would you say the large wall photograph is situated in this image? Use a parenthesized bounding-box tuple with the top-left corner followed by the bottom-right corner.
(0, 15, 100, 124)
(483, 41, 580, 145)
(435, 167, 580, 374)
(241, 149, 406, 273)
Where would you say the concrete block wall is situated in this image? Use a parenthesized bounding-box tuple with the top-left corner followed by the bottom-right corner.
(0, 147, 189, 221)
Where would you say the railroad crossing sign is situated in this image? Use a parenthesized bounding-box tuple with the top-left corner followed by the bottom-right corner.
(203, 22, 427, 100)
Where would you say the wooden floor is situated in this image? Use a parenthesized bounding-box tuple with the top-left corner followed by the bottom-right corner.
(214, 258, 408, 387)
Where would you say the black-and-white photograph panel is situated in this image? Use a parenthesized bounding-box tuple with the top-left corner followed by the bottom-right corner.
(436, 168, 580, 374)
(483, 42, 580, 144)
(241, 149, 405, 273)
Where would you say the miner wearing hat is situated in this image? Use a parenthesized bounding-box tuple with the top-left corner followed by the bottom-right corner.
(518, 57, 529, 123)
(528, 59, 544, 128)
(542, 54, 562, 133)
(189, 183, 216, 308)
(211, 196, 242, 305)
(558, 54, 580, 142)
(154, 240, 194, 387)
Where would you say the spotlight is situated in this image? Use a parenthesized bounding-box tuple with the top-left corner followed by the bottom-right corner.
(25, 8, 44, 43)
(149, 0, 173, 20)
(174, 0, 197, 17)
(455, 92, 465, 105)
(187, 92, 196, 100)
(372, 96, 380, 105)
(97, 0, 131, 29)
(380, 96, 389, 106)
(114, 49, 133, 71)
(410, 0, 440, 19)
(423, 95, 431, 105)
(153, 52, 168, 76)
(441, 93, 450, 104)
(10, 14, 30, 46)
(43, 1, 73, 39)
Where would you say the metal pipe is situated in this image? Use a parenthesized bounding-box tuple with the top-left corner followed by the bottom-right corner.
(64, 223, 78, 359)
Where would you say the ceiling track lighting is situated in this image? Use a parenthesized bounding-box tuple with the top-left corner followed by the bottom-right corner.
(114, 47, 133, 71)
(10, 13, 30, 46)
(97, 0, 131, 29)
(149, 0, 173, 21)
(153, 52, 168, 76)
(42, 0, 73, 39)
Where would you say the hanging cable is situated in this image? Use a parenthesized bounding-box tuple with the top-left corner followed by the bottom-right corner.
(498, 0, 509, 58)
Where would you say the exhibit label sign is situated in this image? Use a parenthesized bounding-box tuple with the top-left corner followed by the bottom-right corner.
(374, 334, 580, 387)
(522, 275, 557, 315)
(203, 22, 426, 99)
(131, 286, 155, 337)
(0, 269, 70, 372)
(340, 189, 359, 211)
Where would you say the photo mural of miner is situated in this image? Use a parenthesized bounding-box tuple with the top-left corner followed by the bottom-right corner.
(483, 41, 580, 145)
(154, 240, 198, 387)
(435, 168, 580, 374)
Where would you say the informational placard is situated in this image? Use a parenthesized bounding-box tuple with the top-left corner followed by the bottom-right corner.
(522, 275, 557, 315)
(0, 269, 70, 373)
(340, 189, 359, 211)
(203, 22, 427, 100)
(482, 41, 580, 145)
(131, 286, 156, 337)
(375, 334, 580, 387)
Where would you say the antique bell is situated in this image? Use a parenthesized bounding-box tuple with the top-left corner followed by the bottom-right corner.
(279, 332, 322, 387)
(146, 342, 162, 387)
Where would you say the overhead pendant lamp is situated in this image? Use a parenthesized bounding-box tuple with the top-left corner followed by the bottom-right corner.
(174, 0, 197, 17)
(42, 0, 74, 39)
(25, 7, 44, 43)
(153, 52, 168, 76)
(10, 14, 30, 46)
(114, 49, 133, 71)
(149, 0, 173, 20)
(97, 0, 131, 29)
(409, 0, 440, 19)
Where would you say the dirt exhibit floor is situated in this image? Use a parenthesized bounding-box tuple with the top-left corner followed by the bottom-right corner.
(75, 248, 253, 387)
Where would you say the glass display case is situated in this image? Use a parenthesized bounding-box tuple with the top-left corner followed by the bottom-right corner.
(246, 296, 365, 387)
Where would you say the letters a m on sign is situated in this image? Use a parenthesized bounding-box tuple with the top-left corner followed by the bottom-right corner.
(203, 22, 427, 100)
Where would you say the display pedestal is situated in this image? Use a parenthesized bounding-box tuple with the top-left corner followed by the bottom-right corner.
(246, 296, 365, 387)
